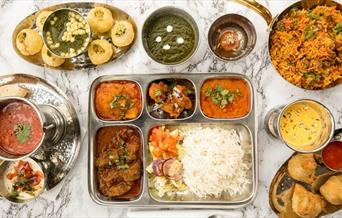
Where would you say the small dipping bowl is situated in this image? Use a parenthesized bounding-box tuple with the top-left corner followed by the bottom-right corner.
(0, 97, 45, 161)
(0, 158, 45, 203)
(42, 8, 91, 58)
(265, 99, 335, 153)
(321, 137, 342, 172)
(142, 6, 199, 65)
(208, 14, 256, 61)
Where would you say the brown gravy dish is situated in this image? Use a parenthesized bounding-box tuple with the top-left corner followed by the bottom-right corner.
(95, 126, 142, 200)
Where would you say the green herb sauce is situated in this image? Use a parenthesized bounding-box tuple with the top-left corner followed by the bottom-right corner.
(145, 14, 196, 64)
(44, 10, 89, 55)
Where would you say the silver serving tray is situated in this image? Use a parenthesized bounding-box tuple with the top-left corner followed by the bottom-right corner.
(0, 74, 81, 191)
(12, 2, 137, 70)
(88, 73, 258, 208)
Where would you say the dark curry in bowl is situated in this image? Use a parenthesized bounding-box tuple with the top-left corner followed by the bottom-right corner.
(95, 125, 143, 200)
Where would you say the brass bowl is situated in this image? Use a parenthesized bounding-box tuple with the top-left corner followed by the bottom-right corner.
(208, 14, 256, 61)
(42, 8, 91, 59)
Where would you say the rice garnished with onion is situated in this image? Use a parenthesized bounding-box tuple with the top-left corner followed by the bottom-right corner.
(181, 126, 250, 198)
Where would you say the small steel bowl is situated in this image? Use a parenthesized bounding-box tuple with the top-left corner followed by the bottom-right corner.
(141, 6, 199, 66)
(208, 14, 256, 61)
(42, 8, 91, 58)
(0, 97, 46, 161)
(275, 99, 335, 153)
(0, 158, 45, 203)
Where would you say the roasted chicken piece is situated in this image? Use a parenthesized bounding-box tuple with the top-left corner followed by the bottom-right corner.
(106, 181, 133, 197)
(320, 175, 342, 205)
(98, 160, 141, 182)
(121, 160, 142, 182)
(292, 184, 325, 218)
(95, 148, 119, 168)
(98, 176, 133, 197)
(97, 168, 122, 183)
(149, 82, 168, 103)
(288, 154, 317, 184)
(161, 85, 193, 118)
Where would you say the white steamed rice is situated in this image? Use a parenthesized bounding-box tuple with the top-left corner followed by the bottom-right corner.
(181, 126, 250, 198)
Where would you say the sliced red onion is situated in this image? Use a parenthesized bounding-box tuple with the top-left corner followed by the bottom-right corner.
(162, 158, 183, 180)
(152, 159, 166, 176)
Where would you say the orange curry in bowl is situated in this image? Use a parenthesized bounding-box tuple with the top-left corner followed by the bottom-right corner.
(200, 78, 250, 119)
(95, 81, 142, 121)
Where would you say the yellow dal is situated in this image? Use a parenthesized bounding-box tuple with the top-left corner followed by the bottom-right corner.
(279, 102, 323, 150)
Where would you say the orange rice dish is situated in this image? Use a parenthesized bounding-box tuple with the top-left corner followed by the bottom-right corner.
(270, 5, 342, 89)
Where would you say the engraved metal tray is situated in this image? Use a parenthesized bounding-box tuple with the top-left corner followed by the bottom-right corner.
(269, 129, 342, 217)
(12, 2, 137, 70)
(0, 73, 81, 191)
(88, 73, 258, 208)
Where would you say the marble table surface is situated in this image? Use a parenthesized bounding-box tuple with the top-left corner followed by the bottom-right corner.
(0, 0, 341, 217)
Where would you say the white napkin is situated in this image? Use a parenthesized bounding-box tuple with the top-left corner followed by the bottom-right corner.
(127, 209, 243, 218)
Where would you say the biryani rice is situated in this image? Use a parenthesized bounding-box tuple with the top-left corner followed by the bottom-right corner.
(270, 5, 342, 89)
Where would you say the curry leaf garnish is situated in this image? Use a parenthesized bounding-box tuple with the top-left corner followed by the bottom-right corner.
(308, 12, 320, 20)
(335, 23, 342, 35)
(117, 164, 129, 170)
(276, 21, 285, 32)
(14, 123, 31, 144)
(304, 25, 318, 40)
(155, 90, 162, 97)
(186, 89, 193, 95)
(205, 85, 240, 109)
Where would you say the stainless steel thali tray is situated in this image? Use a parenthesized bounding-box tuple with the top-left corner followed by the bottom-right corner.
(12, 2, 137, 70)
(0, 74, 81, 191)
(88, 73, 258, 208)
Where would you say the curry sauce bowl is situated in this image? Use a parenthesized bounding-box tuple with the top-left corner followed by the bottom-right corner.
(88, 73, 257, 208)
(199, 75, 253, 120)
(142, 6, 200, 65)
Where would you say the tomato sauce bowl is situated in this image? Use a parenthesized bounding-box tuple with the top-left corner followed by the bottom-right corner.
(0, 97, 52, 161)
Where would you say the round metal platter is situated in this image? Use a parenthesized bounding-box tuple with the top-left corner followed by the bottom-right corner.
(12, 2, 137, 70)
(268, 130, 342, 217)
(0, 74, 81, 190)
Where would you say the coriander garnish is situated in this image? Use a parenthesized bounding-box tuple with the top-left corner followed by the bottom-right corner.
(155, 89, 162, 97)
(205, 85, 240, 109)
(304, 25, 318, 40)
(14, 123, 31, 144)
(335, 23, 342, 35)
(110, 94, 134, 118)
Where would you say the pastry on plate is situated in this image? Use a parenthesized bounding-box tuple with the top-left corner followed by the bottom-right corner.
(111, 20, 134, 47)
(41, 45, 65, 67)
(288, 154, 317, 184)
(87, 39, 114, 65)
(320, 175, 342, 205)
(87, 6, 114, 33)
(16, 29, 43, 56)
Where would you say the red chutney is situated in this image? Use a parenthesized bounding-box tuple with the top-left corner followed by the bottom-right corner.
(0, 102, 43, 156)
(322, 141, 342, 171)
